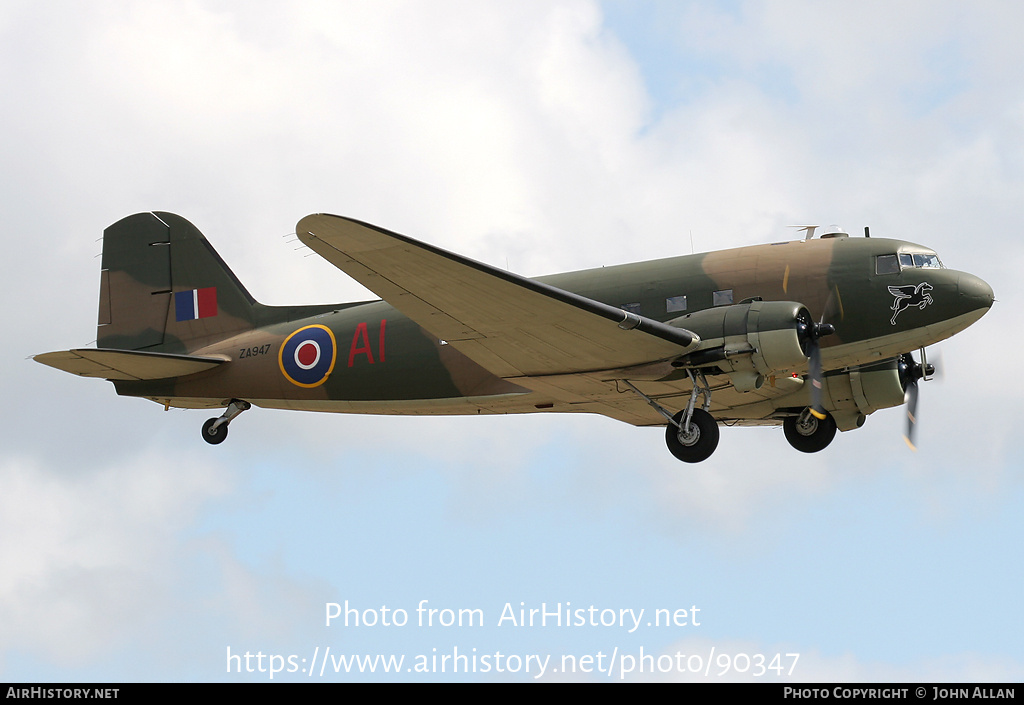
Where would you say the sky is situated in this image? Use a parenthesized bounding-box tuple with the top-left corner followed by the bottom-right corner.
(1, 0, 1021, 683)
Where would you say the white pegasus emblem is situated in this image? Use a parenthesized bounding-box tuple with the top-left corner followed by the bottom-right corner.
(888, 282, 934, 325)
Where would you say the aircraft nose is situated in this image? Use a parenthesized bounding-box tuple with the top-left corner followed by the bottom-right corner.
(957, 272, 995, 313)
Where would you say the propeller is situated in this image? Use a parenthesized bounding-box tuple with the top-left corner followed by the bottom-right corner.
(783, 248, 843, 419)
(898, 349, 937, 450)
(796, 308, 835, 420)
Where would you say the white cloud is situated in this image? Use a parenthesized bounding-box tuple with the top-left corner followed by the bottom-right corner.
(0, 452, 232, 666)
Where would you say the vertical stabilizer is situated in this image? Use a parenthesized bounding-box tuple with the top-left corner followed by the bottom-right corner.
(97, 212, 257, 353)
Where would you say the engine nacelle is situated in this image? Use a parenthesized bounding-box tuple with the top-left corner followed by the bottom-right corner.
(817, 358, 907, 430)
(668, 301, 812, 388)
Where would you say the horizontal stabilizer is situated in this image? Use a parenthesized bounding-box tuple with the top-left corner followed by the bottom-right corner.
(34, 348, 227, 381)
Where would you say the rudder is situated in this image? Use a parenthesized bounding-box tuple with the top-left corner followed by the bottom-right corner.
(97, 212, 257, 353)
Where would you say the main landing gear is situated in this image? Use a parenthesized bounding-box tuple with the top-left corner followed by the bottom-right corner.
(783, 407, 837, 453)
(624, 371, 720, 464)
(201, 399, 251, 445)
(625, 375, 840, 462)
(665, 408, 720, 463)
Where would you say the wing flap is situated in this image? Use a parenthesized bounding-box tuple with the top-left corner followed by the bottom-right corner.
(297, 214, 699, 378)
(34, 348, 227, 381)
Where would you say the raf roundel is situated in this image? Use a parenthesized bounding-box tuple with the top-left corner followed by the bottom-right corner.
(279, 324, 337, 388)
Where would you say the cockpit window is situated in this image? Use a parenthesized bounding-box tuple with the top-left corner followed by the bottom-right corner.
(879, 251, 945, 274)
(913, 253, 943, 269)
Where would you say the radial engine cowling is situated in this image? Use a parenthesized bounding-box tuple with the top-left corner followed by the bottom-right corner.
(667, 301, 813, 391)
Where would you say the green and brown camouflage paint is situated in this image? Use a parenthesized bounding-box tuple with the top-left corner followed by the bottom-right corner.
(76, 212, 994, 432)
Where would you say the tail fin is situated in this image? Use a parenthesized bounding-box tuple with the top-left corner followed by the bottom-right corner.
(97, 212, 257, 353)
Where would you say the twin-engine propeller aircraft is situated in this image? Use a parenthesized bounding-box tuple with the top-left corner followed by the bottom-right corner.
(35, 213, 993, 462)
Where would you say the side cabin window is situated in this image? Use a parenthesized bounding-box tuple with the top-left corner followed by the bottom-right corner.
(875, 255, 900, 275)
(621, 302, 642, 315)
(666, 295, 687, 313)
(713, 289, 733, 306)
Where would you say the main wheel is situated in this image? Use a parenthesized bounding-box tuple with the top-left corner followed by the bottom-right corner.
(202, 418, 228, 445)
(783, 409, 837, 453)
(665, 408, 720, 463)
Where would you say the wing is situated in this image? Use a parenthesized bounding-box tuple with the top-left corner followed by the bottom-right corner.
(297, 214, 699, 379)
(34, 348, 227, 381)
(888, 285, 915, 299)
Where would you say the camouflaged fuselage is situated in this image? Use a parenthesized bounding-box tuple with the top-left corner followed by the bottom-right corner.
(111, 227, 992, 429)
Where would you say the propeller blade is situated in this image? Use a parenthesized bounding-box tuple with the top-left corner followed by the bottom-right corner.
(898, 349, 938, 451)
(795, 307, 834, 421)
(808, 339, 826, 420)
(821, 285, 845, 325)
(903, 377, 919, 450)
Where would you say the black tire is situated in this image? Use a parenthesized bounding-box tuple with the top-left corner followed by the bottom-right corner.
(783, 410, 837, 453)
(665, 408, 720, 463)
(202, 418, 228, 445)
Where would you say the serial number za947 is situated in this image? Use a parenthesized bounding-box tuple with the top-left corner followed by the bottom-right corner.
(239, 344, 273, 359)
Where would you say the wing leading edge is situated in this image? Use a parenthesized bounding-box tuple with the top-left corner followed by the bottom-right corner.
(296, 214, 700, 379)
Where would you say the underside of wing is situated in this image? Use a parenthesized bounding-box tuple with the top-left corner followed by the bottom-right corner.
(297, 214, 699, 379)
(34, 348, 227, 381)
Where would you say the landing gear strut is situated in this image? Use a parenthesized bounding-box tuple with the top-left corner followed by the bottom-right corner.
(202, 399, 251, 445)
(783, 407, 837, 453)
(624, 371, 720, 463)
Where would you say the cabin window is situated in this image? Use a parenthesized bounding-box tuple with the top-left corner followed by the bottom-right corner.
(899, 253, 914, 268)
(621, 302, 641, 315)
(875, 255, 899, 274)
(666, 295, 687, 313)
(713, 289, 733, 306)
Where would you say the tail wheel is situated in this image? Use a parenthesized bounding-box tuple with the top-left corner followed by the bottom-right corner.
(783, 409, 837, 453)
(665, 408, 720, 463)
(202, 418, 228, 445)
